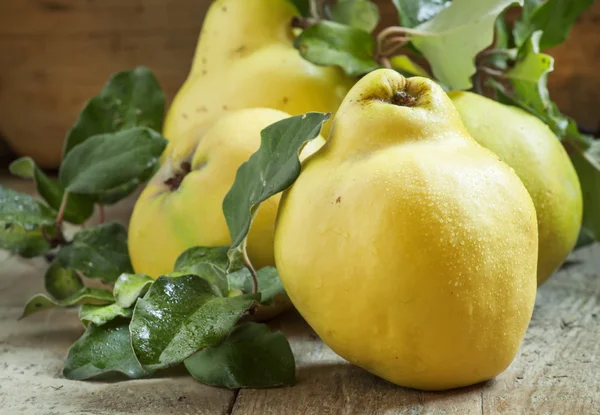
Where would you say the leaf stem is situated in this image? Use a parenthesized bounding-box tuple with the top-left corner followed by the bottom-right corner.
(242, 247, 259, 294)
(57, 191, 69, 228)
(309, 0, 319, 19)
(98, 204, 105, 224)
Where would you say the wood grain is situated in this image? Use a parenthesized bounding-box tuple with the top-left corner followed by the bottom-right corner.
(1, 0, 599, 167)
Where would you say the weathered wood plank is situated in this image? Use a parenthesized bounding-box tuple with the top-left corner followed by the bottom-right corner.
(232, 248, 600, 415)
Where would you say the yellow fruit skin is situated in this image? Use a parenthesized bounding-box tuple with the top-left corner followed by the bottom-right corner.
(163, 0, 352, 150)
(274, 70, 538, 391)
(449, 91, 583, 285)
(128, 108, 324, 278)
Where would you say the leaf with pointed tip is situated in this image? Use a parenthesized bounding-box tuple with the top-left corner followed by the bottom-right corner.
(63, 318, 153, 380)
(185, 322, 295, 389)
(113, 273, 153, 308)
(411, 0, 523, 90)
(79, 303, 133, 326)
(56, 222, 133, 282)
(9, 157, 94, 225)
(63, 66, 165, 157)
(294, 21, 380, 76)
(390, 55, 430, 78)
(130, 274, 259, 370)
(20, 288, 114, 319)
(223, 112, 330, 272)
(174, 246, 230, 297)
(568, 141, 600, 242)
(59, 127, 166, 199)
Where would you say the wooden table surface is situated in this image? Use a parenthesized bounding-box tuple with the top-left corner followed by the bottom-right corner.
(0, 176, 599, 415)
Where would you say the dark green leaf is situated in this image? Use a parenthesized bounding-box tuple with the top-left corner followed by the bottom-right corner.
(569, 141, 600, 242)
(330, 0, 380, 33)
(288, 0, 311, 17)
(9, 157, 94, 225)
(228, 267, 285, 306)
(411, 0, 522, 90)
(184, 322, 295, 389)
(294, 21, 379, 76)
(59, 127, 166, 197)
(20, 288, 114, 319)
(513, 0, 594, 50)
(0, 185, 56, 228)
(79, 303, 133, 326)
(63, 66, 165, 157)
(174, 246, 230, 297)
(44, 259, 84, 300)
(113, 273, 154, 308)
(63, 318, 153, 380)
(56, 222, 133, 282)
(223, 112, 330, 269)
(392, 0, 451, 28)
(130, 274, 259, 370)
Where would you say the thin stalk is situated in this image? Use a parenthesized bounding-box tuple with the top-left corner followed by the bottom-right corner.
(56, 191, 69, 228)
(242, 245, 259, 294)
(98, 204, 105, 224)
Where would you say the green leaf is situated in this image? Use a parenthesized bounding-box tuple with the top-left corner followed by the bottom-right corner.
(63, 318, 153, 380)
(569, 141, 600, 241)
(184, 322, 295, 389)
(79, 303, 133, 326)
(0, 185, 56, 228)
(0, 224, 52, 258)
(513, 0, 594, 50)
(56, 222, 133, 282)
(59, 127, 167, 198)
(130, 274, 259, 370)
(228, 267, 285, 306)
(330, 0, 380, 33)
(411, 0, 523, 90)
(390, 55, 430, 77)
(63, 66, 165, 157)
(294, 21, 380, 76)
(223, 113, 330, 269)
(392, 0, 451, 28)
(44, 259, 84, 300)
(496, 32, 571, 138)
(0, 185, 56, 257)
(113, 273, 154, 308)
(174, 246, 230, 297)
(20, 288, 114, 319)
(9, 157, 94, 225)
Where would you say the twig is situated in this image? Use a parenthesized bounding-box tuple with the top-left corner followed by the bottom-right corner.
(381, 36, 411, 58)
(309, 0, 319, 19)
(380, 57, 392, 69)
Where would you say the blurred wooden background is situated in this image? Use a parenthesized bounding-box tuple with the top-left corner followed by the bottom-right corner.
(0, 0, 599, 168)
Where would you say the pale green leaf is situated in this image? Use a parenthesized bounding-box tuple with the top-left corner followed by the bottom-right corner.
(411, 0, 523, 90)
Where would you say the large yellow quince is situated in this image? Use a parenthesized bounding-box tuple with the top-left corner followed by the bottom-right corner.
(163, 0, 352, 152)
(274, 69, 538, 391)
